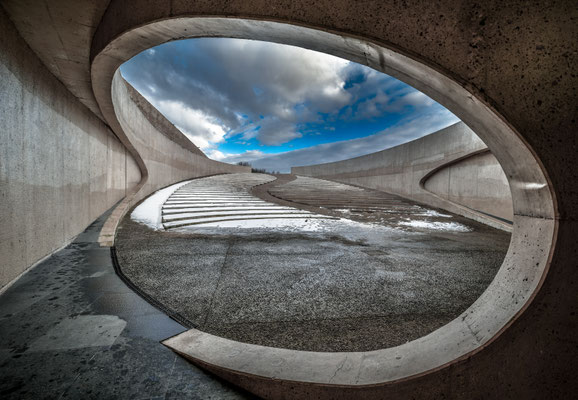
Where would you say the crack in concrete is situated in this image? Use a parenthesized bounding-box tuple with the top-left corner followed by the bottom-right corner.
(202, 241, 232, 327)
(329, 355, 348, 384)
(462, 314, 484, 345)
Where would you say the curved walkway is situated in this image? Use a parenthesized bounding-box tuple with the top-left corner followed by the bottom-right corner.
(269, 175, 415, 211)
(0, 207, 251, 399)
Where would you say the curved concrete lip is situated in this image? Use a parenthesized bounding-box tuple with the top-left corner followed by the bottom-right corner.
(418, 148, 513, 232)
(91, 17, 557, 389)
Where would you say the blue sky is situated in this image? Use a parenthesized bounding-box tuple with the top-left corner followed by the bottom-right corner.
(121, 38, 459, 172)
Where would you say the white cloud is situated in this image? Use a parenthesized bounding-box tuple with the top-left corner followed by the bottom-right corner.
(155, 100, 227, 150)
(399, 91, 435, 107)
(122, 38, 353, 149)
(206, 149, 267, 164)
(256, 118, 302, 146)
(245, 110, 460, 172)
(351, 88, 434, 120)
(121, 38, 458, 163)
(205, 149, 226, 160)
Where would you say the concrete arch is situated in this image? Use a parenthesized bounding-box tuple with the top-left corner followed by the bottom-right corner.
(88, 8, 564, 399)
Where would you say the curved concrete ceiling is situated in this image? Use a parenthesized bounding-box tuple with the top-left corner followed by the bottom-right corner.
(3, 1, 575, 398)
(1, 0, 110, 119)
(90, 14, 557, 397)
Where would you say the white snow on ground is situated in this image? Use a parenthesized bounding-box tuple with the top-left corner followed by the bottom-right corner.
(413, 208, 453, 218)
(163, 202, 267, 209)
(170, 195, 252, 198)
(132, 174, 474, 240)
(176, 216, 379, 233)
(334, 207, 452, 218)
(166, 215, 328, 229)
(165, 201, 266, 205)
(398, 220, 472, 232)
(178, 216, 407, 248)
(190, 217, 338, 230)
(168, 194, 254, 198)
(163, 206, 287, 213)
(163, 209, 310, 221)
(130, 180, 192, 230)
(163, 208, 290, 215)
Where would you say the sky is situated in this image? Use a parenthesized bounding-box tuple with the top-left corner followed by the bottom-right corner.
(121, 38, 460, 172)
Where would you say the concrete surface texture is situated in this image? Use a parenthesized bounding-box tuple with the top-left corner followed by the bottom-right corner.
(423, 150, 513, 223)
(0, 0, 575, 398)
(125, 82, 207, 158)
(0, 8, 140, 290)
(0, 7, 247, 288)
(293, 122, 514, 228)
(117, 173, 509, 352)
(0, 207, 253, 399)
(0, 0, 110, 119)
(86, 3, 571, 399)
(268, 175, 471, 227)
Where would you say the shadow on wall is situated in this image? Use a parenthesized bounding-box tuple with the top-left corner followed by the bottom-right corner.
(293, 122, 513, 230)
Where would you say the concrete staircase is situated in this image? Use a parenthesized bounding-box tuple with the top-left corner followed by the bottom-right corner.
(162, 174, 335, 229)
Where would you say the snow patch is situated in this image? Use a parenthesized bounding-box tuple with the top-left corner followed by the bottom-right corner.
(413, 209, 453, 218)
(164, 209, 310, 221)
(398, 220, 472, 232)
(187, 217, 331, 230)
(131, 180, 192, 230)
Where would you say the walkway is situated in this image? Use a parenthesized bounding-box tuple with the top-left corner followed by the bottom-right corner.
(0, 208, 252, 399)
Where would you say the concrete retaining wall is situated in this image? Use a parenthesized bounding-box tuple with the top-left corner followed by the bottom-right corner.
(0, 9, 140, 289)
(1, 0, 573, 397)
(293, 122, 513, 228)
(423, 149, 513, 222)
(0, 9, 247, 289)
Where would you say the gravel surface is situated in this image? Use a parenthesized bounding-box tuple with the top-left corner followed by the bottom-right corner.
(116, 174, 511, 352)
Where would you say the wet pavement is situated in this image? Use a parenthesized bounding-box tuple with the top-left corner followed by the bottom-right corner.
(0, 208, 254, 399)
(116, 174, 511, 352)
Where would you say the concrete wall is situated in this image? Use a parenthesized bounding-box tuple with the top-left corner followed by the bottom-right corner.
(1, 0, 576, 397)
(293, 122, 513, 228)
(0, 8, 140, 289)
(0, 8, 248, 288)
(423, 150, 513, 222)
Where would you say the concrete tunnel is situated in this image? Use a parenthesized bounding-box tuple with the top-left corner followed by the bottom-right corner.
(0, 1, 576, 399)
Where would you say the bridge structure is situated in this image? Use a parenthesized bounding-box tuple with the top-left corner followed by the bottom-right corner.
(0, 1, 576, 399)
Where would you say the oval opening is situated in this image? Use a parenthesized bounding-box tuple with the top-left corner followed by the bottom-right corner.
(91, 17, 556, 385)
(116, 37, 514, 353)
